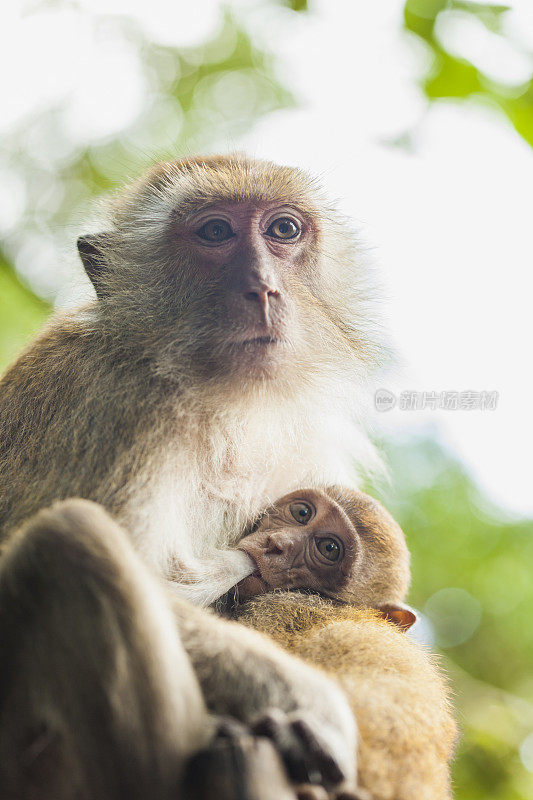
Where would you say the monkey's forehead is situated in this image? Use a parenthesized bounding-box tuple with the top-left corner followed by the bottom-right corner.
(113, 155, 330, 223)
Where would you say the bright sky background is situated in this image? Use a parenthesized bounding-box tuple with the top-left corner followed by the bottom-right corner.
(1, 0, 532, 515)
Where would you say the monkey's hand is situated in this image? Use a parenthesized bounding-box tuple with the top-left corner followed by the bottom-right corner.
(172, 597, 358, 795)
(252, 709, 347, 789)
(204, 716, 365, 800)
(181, 716, 298, 800)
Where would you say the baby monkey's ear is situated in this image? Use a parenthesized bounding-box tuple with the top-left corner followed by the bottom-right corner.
(377, 602, 418, 631)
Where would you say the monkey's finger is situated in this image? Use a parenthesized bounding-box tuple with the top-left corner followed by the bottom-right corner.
(252, 709, 319, 784)
(215, 716, 250, 740)
(252, 708, 283, 738)
(296, 783, 329, 800)
(182, 734, 298, 800)
(291, 717, 345, 787)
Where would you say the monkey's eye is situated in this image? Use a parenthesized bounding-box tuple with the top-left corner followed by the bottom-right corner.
(316, 537, 342, 563)
(290, 502, 314, 524)
(196, 219, 234, 243)
(266, 217, 300, 240)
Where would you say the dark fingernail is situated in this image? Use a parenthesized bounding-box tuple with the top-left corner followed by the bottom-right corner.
(287, 759, 313, 784)
(253, 717, 277, 737)
(307, 768, 322, 784)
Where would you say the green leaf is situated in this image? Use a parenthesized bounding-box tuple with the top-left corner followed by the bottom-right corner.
(0, 258, 51, 372)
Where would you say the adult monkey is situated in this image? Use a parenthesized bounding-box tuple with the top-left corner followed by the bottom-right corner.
(0, 155, 385, 798)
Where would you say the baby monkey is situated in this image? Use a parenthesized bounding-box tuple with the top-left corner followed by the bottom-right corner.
(232, 488, 457, 800)
(236, 486, 417, 630)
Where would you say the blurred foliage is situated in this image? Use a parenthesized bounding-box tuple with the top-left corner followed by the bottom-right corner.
(281, 0, 308, 10)
(367, 437, 533, 800)
(404, 0, 533, 147)
(0, 2, 296, 366)
(0, 250, 50, 368)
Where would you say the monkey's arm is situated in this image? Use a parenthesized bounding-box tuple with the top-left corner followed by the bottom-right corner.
(234, 593, 458, 800)
(169, 594, 358, 792)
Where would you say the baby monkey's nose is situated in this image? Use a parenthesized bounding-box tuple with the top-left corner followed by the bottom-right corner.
(264, 532, 289, 555)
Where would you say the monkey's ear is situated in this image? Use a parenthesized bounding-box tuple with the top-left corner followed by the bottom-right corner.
(377, 603, 417, 631)
(77, 233, 113, 300)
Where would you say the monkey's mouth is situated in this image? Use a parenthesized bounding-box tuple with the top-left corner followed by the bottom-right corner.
(224, 334, 287, 375)
(247, 558, 273, 590)
(242, 549, 264, 580)
(236, 546, 271, 598)
(235, 566, 270, 600)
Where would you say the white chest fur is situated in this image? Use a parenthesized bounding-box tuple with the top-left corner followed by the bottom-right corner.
(124, 391, 372, 603)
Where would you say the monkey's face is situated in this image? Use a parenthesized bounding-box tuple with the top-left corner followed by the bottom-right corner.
(80, 157, 382, 388)
(168, 200, 312, 380)
(236, 488, 361, 599)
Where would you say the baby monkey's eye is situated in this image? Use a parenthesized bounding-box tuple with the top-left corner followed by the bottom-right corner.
(316, 537, 341, 562)
(290, 501, 314, 524)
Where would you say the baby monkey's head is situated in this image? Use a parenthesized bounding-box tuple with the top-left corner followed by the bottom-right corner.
(237, 487, 416, 629)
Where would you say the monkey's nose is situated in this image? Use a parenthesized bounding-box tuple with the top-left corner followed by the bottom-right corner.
(243, 287, 278, 303)
(265, 534, 285, 555)
(243, 287, 279, 325)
